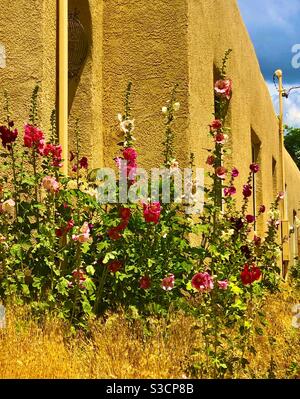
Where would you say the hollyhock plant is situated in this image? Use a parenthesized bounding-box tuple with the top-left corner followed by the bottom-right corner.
(214, 79, 232, 99)
(139, 275, 151, 289)
(215, 166, 227, 179)
(143, 201, 161, 224)
(191, 272, 214, 292)
(161, 274, 175, 291)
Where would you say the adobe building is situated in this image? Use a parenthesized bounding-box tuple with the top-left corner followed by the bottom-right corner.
(0, 0, 300, 269)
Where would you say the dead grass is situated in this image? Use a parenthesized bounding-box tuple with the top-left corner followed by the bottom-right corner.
(0, 286, 299, 379)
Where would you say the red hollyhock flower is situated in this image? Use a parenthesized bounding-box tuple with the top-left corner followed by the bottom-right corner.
(243, 184, 252, 198)
(55, 228, 63, 237)
(206, 155, 215, 166)
(250, 163, 260, 173)
(209, 119, 222, 131)
(214, 132, 226, 144)
(161, 274, 175, 291)
(191, 272, 214, 292)
(259, 204, 266, 213)
(139, 275, 151, 289)
(72, 268, 86, 281)
(240, 264, 261, 285)
(108, 260, 123, 273)
(79, 156, 88, 169)
(143, 202, 161, 224)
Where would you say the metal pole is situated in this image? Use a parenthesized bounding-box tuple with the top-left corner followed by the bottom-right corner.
(274, 69, 290, 276)
(58, 0, 68, 175)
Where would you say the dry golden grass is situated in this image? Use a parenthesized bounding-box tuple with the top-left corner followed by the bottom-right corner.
(0, 285, 299, 379)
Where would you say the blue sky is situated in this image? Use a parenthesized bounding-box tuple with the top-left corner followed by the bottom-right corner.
(237, 0, 300, 127)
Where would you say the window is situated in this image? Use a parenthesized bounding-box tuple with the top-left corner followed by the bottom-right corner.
(251, 129, 262, 231)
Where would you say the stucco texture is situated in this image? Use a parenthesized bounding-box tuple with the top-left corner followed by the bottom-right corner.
(0, 0, 56, 134)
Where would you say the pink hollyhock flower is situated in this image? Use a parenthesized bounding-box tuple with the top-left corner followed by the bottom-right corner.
(240, 264, 261, 285)
(143, 201, 161, 224)
(214, 79, 232, 100)
(246, 214, 255, 223)
(0, 125, 18, 148)
(79, 157, 88, 169)
(206, 155, 215, 166)
(73, 222, 90, 243)
(277, 191, 285, 200)
(191, 272, 214, 292)
(259, 204, 266, 213)
(243, 184, 252, 198)
(2, 198, 15, 214)
(210, 119, 222, 131)
(215, 166, 227, 179)
(139, 275, 151, 289)
(161, 274, 175, 291)
(224, 186, 236, 196)
(231, 167, 239, 178)
(214, 132, 227, 144)
(217, 280, 228, 290)
(114, 157, 123, 169)
(42, 176, 59, 194)
(123, 147, 137, 162)
(108, 260, 123, 273)
(24, 124, 45, 149)
(250, 163, 260, 173)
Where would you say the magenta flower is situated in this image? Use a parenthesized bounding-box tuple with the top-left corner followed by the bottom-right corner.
(259, 204, 266, 213)
(161, 274, 175, 291)
(191, 272, 214, 292)
(123, 147, 137, 162)
(214, 133, 227, 145)
(250, 163, 260, 173)
(231, 167, 239, 178)
(217, 280, 228, 290)
(24, 124, 45, 149)
(246, 214, 255, 223)
(243, 184, 252, 198)
(224, 186, 236, 197)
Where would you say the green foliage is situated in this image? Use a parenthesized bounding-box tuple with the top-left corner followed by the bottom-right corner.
(284, 126, 300, 169)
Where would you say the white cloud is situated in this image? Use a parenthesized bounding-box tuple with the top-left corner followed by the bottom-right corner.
(266, 81, 300, 128)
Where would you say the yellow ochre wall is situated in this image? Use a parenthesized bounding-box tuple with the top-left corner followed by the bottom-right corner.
(0, 0, 300, 261)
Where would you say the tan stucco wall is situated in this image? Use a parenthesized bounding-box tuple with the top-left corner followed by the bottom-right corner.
(0, 0, 56, 134)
